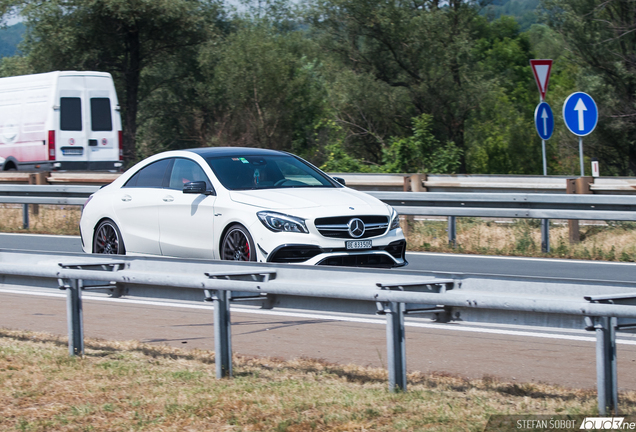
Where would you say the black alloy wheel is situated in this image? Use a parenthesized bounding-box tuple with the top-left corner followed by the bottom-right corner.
(93, 220, 125, 255)
(221, 224, 256, 261)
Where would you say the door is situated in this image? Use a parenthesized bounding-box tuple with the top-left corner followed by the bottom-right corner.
(159, 158, 216, 258)
(58, 76, 87, 163)
(111, 158, 172, 255)
(86, 74, 119, 164)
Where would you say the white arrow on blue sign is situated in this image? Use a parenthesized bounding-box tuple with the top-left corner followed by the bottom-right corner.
(534, 102, 554, 140)
(563, 92, 598, 136)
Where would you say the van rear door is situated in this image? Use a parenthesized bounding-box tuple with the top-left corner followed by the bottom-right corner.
(85, 74, 120, 167)
(58, 76, 86, 163)
(57, 74, 120, 169)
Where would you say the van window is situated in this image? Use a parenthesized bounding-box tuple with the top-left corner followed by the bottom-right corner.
(60, 97, 82, 131)
(90, 98, 113, 131)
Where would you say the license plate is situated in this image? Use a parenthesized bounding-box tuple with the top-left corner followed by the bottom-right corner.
(346, 240, 372, 250)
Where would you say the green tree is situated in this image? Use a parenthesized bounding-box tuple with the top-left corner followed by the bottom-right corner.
(0, 0, 222, 165)
(207, 21, 326, 157)
(382, 114, 462, 173)
(542, 0, 636, 175)
(308, 0, 491, 172)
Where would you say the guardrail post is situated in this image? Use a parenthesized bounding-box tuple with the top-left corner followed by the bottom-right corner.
(212, 290, 233, 378)
(448, 216, 457, 248)
(385, 301, 407, 392)
(592, 316, 618, 415)
(541, 219, 550, 253)
(66, 279, 84, 356)
(22, 204, 29, 229)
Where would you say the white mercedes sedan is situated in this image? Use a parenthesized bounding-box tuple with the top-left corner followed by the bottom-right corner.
(80, 147, 407, 268)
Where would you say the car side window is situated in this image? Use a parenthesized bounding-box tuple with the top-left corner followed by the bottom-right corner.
(123, 159, 172, 188)
(168, 158, 212, 191)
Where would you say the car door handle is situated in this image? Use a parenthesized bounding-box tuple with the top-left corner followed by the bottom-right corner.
(163, 195, 174, 202)
(121, 195, 132, 202)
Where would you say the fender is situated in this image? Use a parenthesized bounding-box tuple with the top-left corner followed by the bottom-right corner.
(1, 156, 18, 171)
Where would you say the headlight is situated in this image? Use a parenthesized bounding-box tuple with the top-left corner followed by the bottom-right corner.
(257, 211, 309, 233)
(389, 207, 401, 231)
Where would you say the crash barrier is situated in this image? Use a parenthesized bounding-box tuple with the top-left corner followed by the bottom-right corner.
(2, 183, 635, 251)
(2, 185, 636, 252)
(3, 171, 636, 194)
(1, 250, 636, 414)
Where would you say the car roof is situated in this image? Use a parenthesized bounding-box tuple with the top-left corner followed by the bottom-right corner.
(184, 147, 288, 158)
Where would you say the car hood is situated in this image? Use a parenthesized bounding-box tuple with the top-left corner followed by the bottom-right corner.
(229, 188, 389, 216)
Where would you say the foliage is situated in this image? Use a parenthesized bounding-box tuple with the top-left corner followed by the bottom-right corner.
(382, 114, 463, 174)
(0, 0, 223, 165)
(0, 0, 632, 175)
(542, 0, 636, 175)
(308, 0, 490, 171)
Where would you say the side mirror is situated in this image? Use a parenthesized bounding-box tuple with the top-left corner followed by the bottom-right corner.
(333, 177, 346, 186)
(183, 181, 208, 194)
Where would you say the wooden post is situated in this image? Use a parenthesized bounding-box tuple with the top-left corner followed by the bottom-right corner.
(401, 174, 427, 238)
(28, 171, 49, 216)
(567, 176, 593, 244)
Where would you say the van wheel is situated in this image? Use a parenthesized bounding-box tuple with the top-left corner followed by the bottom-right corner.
(93, 220, 125, 255)
(221, 224, 256, 261)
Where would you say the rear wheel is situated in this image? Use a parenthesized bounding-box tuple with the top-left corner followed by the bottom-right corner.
(93, 220, 125, 255)
(221, 224, 256, 261)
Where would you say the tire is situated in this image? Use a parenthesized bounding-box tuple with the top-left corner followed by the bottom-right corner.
(93, 220, 126, 255)
(220, 224, 256, 261)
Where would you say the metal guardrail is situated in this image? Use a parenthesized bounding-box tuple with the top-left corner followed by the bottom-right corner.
(3, 171, 636, 194)
(368, 191, 636, 221)
(2, 185, 636, 251)
(1, 250, 636, 414)
(3, 185, 636, 220)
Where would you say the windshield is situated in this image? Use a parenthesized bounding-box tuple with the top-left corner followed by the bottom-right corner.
(205, 153, 338, 191)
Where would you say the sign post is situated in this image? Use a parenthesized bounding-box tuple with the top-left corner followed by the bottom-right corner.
(530, 60, 553, 176)
(530, 59, 553, 253)
(534, 101, 554, 176)
(563, 92, 599, 176)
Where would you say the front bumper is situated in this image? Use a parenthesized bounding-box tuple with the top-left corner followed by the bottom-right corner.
(262, 239, 408, 268)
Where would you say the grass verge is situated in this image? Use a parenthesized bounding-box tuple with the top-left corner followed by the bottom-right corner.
(1, 328, 634, 431)
(406, 218, 636, 262)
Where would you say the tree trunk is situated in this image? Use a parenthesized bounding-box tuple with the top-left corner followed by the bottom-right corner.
(123, 27, 141, 167)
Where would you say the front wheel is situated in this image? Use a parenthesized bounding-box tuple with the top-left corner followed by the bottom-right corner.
(93, 220, 126, 255)
(220, 224, 256, 261)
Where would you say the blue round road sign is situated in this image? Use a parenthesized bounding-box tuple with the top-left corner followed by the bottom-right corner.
(534, 102, 554, 140)
(563, 92, 598, 136)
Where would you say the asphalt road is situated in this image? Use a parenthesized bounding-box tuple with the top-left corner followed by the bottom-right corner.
(2, 286, 636, 390)
(2, 232, 636, 390)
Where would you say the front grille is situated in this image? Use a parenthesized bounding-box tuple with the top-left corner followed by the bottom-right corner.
(317, 254, 397, 268)
(268, 245, 322, 263)
(314, 215, 389, 239)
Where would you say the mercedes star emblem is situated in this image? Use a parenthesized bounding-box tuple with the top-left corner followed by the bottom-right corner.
(347, 218, 365, 238)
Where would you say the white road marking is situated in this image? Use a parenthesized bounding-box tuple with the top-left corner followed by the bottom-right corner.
(2, 287, 635, 346)
(407, 251, 636, 267)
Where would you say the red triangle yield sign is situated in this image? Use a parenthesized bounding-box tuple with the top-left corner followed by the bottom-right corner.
(530, 59, 553, 101)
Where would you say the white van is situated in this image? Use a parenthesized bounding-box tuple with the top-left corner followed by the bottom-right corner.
(0, 71, 123, 171)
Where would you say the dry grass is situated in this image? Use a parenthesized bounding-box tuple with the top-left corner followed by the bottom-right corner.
(0, 204, 81, 236)
(407, 218, 636, 261)
(1, 328, 631, 432)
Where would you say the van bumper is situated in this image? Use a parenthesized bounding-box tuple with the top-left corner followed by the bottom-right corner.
(45, 161, 123, 172)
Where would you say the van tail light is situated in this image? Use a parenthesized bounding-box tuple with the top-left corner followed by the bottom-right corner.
(48, 130, 55, 160)
(118, 130, 123, 161)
